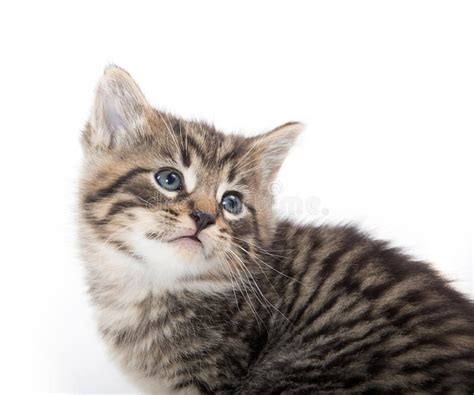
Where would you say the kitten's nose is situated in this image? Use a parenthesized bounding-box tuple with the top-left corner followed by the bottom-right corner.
(190, 210, 216, 232)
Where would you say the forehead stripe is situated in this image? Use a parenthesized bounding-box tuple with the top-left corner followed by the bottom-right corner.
(183, 133, 207, 164)
(169, 119, 210, 166)
(227, 165, 237, 183)
(218, 142, 246, 167)
(172, 120, 191, 167)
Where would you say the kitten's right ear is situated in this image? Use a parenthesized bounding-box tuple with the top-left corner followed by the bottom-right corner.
(82, 65, 151, 154)
(250, 121, 304, 182)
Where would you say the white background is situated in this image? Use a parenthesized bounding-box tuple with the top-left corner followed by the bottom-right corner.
(0, 1, 472, 393)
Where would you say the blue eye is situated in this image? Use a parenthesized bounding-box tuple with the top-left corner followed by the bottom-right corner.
(155, 169, 183, 191)
(221, 193, 243, 214)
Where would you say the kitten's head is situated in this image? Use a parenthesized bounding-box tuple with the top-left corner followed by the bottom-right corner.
(79, 66, 301, 293)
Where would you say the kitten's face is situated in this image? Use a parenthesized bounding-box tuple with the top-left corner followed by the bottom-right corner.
(80, 66, 301, 292)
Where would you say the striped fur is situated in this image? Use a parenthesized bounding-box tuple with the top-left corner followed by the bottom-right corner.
(79, 66, 474, 394)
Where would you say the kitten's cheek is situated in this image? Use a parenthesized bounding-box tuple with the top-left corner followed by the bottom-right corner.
(195, 233, 214, 257)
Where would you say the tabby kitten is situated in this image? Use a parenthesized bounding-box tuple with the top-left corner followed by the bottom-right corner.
(79, 66, 474, 394)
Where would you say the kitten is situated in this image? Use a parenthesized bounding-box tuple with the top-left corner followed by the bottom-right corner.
(79, 66, 474, 394)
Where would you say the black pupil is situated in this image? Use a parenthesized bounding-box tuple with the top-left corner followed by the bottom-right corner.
(166, 173, 178, 186)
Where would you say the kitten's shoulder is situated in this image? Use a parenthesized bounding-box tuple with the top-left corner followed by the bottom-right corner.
(273, 218, 430, 272)
(273, 219, 376, 247)
(272, 219, 474, 309)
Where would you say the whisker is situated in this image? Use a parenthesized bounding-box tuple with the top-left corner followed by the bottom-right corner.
(229, 239, 305, 286)
(224, 250, 265, 328)
(226, 248, 290, 325)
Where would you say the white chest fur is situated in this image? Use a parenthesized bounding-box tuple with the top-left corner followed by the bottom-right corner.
(83, 239, 229, 394)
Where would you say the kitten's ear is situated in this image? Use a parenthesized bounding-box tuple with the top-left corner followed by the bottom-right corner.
(83, 65, 151, 153)
(252, 122, 304, 181)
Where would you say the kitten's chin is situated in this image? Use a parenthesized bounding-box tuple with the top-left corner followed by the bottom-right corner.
(170, 237, 204, 259)
(131, 233, 208, 267)
(88, 234, 224, 296)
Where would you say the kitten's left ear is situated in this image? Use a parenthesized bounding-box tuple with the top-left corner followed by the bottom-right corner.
(252, 122, 304, 181)
(83, 65, 152, 153)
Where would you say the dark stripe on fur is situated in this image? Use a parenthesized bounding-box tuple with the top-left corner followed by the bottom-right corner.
(85, 167, 150, 204)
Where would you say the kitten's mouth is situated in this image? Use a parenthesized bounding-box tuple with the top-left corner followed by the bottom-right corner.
(169, 234, 203, 246)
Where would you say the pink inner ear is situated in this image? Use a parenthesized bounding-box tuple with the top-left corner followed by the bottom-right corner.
(103, 96, 126, 134)
(91, 66, 150, 142)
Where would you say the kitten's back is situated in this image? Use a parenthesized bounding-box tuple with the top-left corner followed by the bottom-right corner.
(241, 221, 474, 393)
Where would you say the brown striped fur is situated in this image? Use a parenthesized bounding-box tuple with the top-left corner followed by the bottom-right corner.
(79, 66, 474, 394)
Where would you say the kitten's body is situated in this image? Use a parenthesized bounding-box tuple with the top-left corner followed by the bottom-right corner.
(79, 66, 474, 393)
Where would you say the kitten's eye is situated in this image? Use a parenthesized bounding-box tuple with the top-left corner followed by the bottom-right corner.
(221, 193, 243, 214)
(155, 169, 183, 191)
